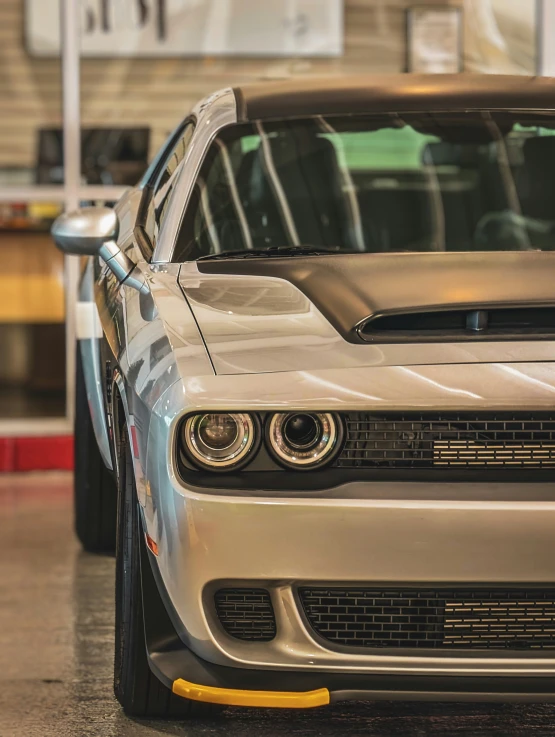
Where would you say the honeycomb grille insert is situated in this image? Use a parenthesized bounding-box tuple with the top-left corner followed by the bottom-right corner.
(214, 588, 276, 641)
(299, 588, 555, 650)
(337, 412, 555, 469)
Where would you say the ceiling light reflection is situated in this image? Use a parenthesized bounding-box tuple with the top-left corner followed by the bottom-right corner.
(397, 367, 482, 400)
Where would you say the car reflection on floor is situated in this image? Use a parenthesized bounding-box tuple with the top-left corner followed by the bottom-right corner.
(1, 472, 555, 737)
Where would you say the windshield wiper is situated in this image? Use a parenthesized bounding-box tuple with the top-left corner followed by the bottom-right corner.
(197, 245, 342, 261)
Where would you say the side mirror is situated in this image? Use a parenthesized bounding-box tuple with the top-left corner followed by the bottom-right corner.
(51, 206, 148, 294)
(51, 206, 118, 256)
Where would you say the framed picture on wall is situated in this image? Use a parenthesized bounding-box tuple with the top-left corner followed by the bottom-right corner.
(406, 6, 463, 73)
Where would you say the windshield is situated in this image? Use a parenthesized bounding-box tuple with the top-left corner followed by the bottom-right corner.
(172, 111, 555, 261)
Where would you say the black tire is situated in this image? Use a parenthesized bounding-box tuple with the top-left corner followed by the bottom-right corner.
(74, 345, 117, 553)
(114, 428, 218, 718)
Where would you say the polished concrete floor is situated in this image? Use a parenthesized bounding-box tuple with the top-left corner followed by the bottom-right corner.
(2, 472, 555, 736)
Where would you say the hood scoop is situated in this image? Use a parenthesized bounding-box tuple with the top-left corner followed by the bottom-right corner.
(359, 306, 555, 343)
(197, 251, 555, 344)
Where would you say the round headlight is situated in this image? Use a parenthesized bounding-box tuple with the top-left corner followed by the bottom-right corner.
(267, 412, 340, 469)
(183, 413, 256, 470)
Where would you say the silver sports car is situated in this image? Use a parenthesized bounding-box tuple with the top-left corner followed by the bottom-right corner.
(53, 74, 555, 717)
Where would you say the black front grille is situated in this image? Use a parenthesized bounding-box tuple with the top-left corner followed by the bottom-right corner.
(300, 587, 555, 650)
(214, 588, 276, 641)
(337, 412, 555, 469)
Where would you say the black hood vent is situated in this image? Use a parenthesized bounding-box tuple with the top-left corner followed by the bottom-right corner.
(359, 306, 555, 343)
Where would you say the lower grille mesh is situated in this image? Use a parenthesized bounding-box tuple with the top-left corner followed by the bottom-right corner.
(337, 413, 555, 469)
(214, 588, 276, 641)
(300, 588, 555, 650)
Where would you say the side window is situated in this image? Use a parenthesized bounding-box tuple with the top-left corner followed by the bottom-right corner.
(150, 122, 194, 248)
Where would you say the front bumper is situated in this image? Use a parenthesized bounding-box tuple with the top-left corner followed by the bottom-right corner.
(143, 456, 555, 680)
(140, 527, 555, 705)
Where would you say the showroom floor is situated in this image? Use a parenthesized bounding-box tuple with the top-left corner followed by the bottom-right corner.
(2, 474, 555, 737)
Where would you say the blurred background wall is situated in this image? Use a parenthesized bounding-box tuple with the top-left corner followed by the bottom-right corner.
(0, 0, 538, 169)
(0, 0, 542, 446)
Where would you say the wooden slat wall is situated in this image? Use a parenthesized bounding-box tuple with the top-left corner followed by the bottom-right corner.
(0, 0, 535, 169)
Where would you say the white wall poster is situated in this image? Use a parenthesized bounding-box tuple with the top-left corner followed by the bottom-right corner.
(25, 0, 344, 58)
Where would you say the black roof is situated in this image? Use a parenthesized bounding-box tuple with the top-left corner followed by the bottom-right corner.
(233, 74, 555, 122)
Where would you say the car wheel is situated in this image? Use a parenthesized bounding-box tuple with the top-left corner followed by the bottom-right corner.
(113, 426, 218, 718)
(74, 345, 117, 554)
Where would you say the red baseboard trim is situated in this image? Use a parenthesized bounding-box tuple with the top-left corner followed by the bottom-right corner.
(0, 436, 73, 472)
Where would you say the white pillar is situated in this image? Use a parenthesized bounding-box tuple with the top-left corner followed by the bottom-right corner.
(61, 0, 81, 424)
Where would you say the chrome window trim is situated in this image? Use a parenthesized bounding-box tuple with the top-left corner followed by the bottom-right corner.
(140, 115, 196, 190)
(150, 120, 196, 250)
(152, 87, 238, 263)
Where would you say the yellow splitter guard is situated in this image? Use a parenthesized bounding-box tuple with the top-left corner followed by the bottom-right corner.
(172, 678, 330, 708)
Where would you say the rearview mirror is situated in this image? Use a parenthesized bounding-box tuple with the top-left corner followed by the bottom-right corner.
(52, 206, 148, 295)
(51, 206, 118, 256)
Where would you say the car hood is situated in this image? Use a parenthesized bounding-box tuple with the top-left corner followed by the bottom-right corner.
(178, 253, 555, 376)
